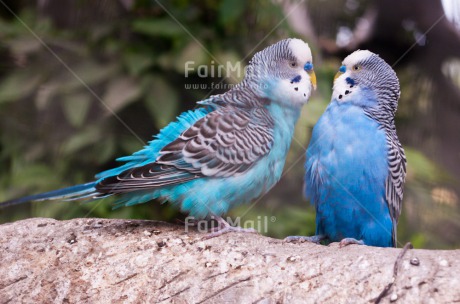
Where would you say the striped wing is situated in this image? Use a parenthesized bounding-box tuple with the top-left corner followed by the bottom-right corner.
(385, 130, 407, 245)
(96, 107, 274, 193)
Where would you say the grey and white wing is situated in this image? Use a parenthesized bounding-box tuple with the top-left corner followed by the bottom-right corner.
(97, 107, 274, 193)
(160, 107, 275, 177)
(385, 130, 407, 246)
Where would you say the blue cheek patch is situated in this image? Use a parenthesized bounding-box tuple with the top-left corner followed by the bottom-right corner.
(290, 75, 302, 83)
(346, 77, 355, 86)
(339, 65, 346, 73)
(304, 62, 313, 71)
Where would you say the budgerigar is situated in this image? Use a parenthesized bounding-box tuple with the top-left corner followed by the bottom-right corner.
(1, 38, 316, 237)
(286, 50, 406, 247)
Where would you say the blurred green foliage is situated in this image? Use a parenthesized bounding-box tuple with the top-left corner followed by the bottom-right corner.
(0, 0, 294, 224)
(0, 0, 458, 249)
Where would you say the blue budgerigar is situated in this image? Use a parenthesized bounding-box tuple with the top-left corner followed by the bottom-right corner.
(1, 38, 316, 237)
(286, 50, 406, 247)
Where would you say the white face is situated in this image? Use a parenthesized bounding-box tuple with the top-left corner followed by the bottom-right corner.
(270, 39, 315, 107)
(332, 50, 373, 102)
(289, 38, 313, 67)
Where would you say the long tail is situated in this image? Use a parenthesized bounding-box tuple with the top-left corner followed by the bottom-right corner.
(0, 182, 99, 208)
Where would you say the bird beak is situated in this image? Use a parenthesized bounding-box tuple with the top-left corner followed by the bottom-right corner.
(308, 70, 317, 90)
(334, 65, 346, 82)
(334, 71, 343, 82)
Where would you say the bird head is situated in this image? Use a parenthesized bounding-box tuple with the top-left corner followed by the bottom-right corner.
(244, 38, 316, 108)
(332, 50, 400, 113)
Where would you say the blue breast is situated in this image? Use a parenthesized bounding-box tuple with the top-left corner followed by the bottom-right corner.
(305, 99, 394, 247)
(168, 102, 300, 218)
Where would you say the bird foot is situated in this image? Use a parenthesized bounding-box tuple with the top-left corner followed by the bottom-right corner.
(202, 216, 258, 240)
(284, 235, 326, 244)
(339, 238, 364, 247)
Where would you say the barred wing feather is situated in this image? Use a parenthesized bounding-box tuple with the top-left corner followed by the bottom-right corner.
(96, 107, 274, 193)
(385, 130, 407, 245)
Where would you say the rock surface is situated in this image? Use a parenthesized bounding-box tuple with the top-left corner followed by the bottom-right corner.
(0, 218, 459, 303)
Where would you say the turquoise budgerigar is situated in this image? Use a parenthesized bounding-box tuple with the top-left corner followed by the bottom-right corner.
(286, 50, 406, 247)
(1, 38, 316, 237)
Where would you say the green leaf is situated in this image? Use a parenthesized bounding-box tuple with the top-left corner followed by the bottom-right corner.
(157, 53, 175, 70)
(123, 52, 154, 76)
(0, 71, 42, 104)
(102, 76, 142, 115)
(410, 233, 426, 248)
(143, 75, 179, 129)
(61, 126, 102, 155)
(120, 136, 144, 155)
(56, 62, 119, 94)
(174, 41, 208, 74)
(10, 161, 60, 192)
(93, 136, 116, 163)
(8, 38, 42, 56)
(62, 92, 92, 128)
(405, 148, 448, 183)
(35, 82, 59, 110)
(132, 19, 183, 38)
(219, 0, 246, 25)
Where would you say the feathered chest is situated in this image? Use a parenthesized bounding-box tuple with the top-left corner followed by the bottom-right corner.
(268, 103, 300, 156)
(307, 102, 388, 180)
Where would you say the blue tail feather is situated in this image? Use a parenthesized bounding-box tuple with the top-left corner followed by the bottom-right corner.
(1, 108, 213, 210)
(0, 182, 98, 208)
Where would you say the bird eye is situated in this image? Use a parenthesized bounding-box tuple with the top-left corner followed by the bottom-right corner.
(353, 65, 360, 71)
(290, 62, 297, 68)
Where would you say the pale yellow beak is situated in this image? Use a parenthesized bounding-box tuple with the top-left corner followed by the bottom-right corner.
(334, 71, 343, 82)
(308, 70, 317, 90)
(334, 65, 347, 82)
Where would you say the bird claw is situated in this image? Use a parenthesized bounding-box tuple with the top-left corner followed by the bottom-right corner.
(203, 226, 258, 240)
(284, 235, 326, 244)
(338, 238, 364, 247)
(202, 216, 258, 240)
